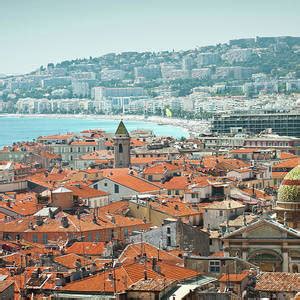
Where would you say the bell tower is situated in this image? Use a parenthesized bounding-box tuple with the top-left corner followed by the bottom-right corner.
(114, 120, 131, 168)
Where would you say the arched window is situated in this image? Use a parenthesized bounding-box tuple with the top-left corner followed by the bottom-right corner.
(119, 143, 123, 153)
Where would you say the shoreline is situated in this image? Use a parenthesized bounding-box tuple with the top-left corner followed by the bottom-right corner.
(0, 113, 210, 137)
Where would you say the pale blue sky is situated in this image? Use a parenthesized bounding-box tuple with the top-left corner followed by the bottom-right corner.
(0, 0, 299, 74)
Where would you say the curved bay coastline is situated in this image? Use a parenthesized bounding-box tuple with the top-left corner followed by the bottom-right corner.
(0, 113, 209, 147)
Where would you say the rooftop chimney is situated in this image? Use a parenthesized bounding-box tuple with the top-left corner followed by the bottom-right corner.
(61, 216, 69, 228)
(152, 257, 157, 270)
(93, 214, 97, 224)
(49, 208, 55, 219)
(36, 216, 43, 226)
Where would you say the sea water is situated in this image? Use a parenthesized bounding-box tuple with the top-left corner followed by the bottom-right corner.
(0, 116, 188, 147)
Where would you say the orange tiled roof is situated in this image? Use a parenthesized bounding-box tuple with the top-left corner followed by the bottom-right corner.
(65, 242, 106, 256)
(0, 211, 148, 234)
(255, 272, 300, 292)
(65, 184, 108, 198)
(201, 156, 250, 170)
(0, 192, 39, 216)
(99, 201, 129, 215)
(230, 148, 259, 154)
(216, 159, 251, 171)
(273, 157, 300, 169)
(272, 171, 288, 179)
(241, 188, 273, 201)
(131, 157, 166, 165)
(280, 152, 298, 160)
(210, 251, 225, 257)
(80, 150, 113, 160)
(104, 141, 113, 147)
(167, 249, 184, 258)
(54, 253, 93, 269)
(143, 162, 179, 175)
(219, 270, 249, 282)
(27, 170, 75, 185)
(192, 176, 211, 187)
(131, 139, 146, 147)
(150, 198, 201, 218)
(60, 260, 199, 293)
(70, 141, 97, 146)
(103, 169, 161, 193)
(163, 176, 189, 190)
(118, 242, 183, 266)
(40, 151, 61, 160)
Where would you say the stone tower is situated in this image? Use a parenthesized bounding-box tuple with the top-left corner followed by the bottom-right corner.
(114, 120, 131, 168)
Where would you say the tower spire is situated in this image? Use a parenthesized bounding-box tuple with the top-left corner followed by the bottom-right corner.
(115, 120, 129, 136)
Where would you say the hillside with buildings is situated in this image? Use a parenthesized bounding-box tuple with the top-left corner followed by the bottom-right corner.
(1, 36, 300, 121)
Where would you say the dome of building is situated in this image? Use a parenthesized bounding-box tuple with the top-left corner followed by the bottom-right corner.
(278, 165, 300, 202)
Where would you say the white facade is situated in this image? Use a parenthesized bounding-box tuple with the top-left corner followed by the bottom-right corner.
(203, 203, 245, 230)
(226, 169, 252, 181)
(92, 178, 140, 202)
(83, 195, 109, 208)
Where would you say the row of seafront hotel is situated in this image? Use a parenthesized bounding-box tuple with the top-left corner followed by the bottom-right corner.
(212, 111, 300, 138)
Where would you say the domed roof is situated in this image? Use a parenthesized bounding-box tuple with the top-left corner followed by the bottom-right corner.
(278, 165, 300, 202)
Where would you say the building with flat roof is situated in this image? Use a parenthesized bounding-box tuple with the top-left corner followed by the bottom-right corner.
(212, 113, 300, 137)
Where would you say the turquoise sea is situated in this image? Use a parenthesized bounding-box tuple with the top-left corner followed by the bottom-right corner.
(0, 116, 188, 148)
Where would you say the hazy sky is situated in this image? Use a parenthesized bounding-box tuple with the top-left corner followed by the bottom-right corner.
(1, 0, 300, 74)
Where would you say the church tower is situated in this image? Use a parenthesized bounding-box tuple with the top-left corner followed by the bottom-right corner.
(114, 120, 131, 168)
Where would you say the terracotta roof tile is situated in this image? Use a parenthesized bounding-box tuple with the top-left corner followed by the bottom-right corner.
(65, 184, 108, 198)
(272, 171, 288, 179)
(163, 176, 189, 190)
(65, 242, 106, 256)
(103, 169, 161, 193)
(143, 162, 179, 175)
(54, 253, 93, 269)
(61, 260, 199, 293)
(219, 270, 249, 282)
(131, 157, 167, 165)
(230, 148, 260, 154)
(256, 272, 300, 292)
(280, 152, 298, 160)
(118, 242, 183, 266)
(273, 157, 300, 169)
(0, 192, 39, 216)
(99, 201, 129, 215)
(150, 198, 201, 218)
